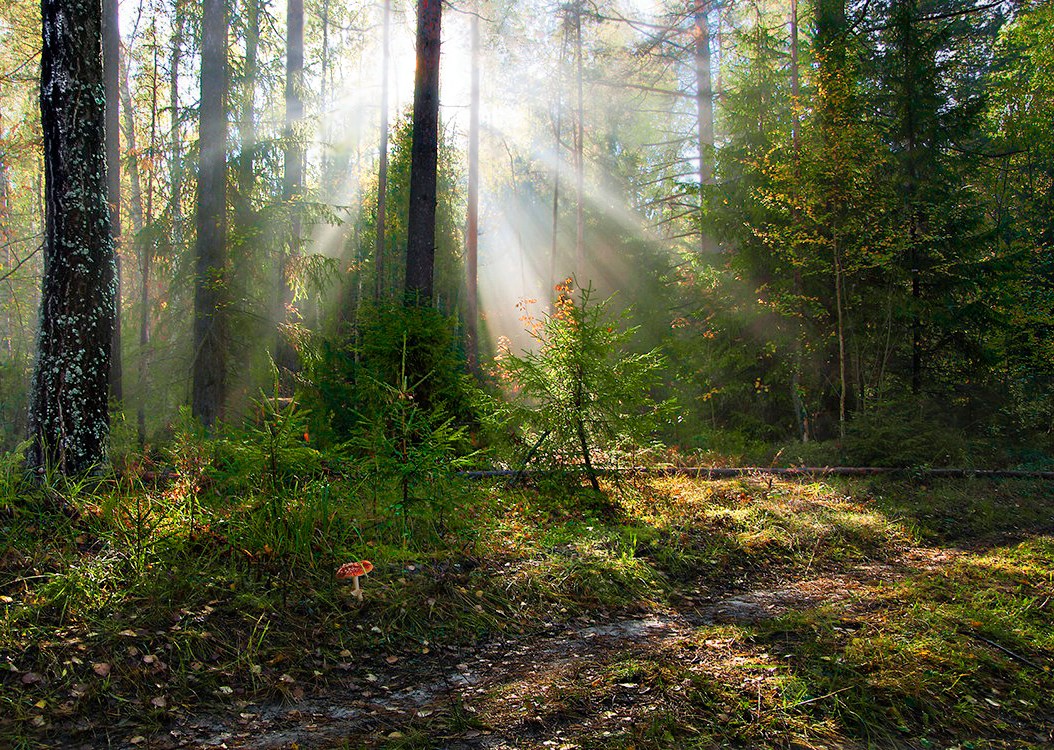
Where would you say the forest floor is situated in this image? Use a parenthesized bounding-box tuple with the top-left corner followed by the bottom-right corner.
(2, 471, 1053, 749)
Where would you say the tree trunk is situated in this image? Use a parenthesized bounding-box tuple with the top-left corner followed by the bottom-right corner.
(549, 27, 566, 305)
(120, 50, 151, 447)
(405, 0, 442, 304)
(235, 0, 259, 234)
(694, 0, 714, 255)
(30, 0, 116, 473)
(896, 0, 923, 396)
(789, 0, 808, 442)
(573, 2, 585, 279)
(320, 0, 330, 185)
(375, 0, 391, 301)
(0, 112, 13, 357)
(790, 0, 800, 155)
(169, 0, 183, 252)
(834, 234, 847, 439)
(574, 367, 600, 492)
(104, 0, 123, 402)
(278, 0, 304, 374)
(120, 60, 146, 241)
(465, 1, 480, 371)
(192, 0, 229, 427)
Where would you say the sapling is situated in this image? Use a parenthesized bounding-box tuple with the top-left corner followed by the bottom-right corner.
(495, 279, 672, 491)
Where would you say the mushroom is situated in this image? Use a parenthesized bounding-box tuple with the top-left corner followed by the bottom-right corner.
(336, 560, 374, 601)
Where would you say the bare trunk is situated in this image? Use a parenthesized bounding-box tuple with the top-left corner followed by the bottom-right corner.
(320, 0, 331, 184)
(120, 61, 146, 239)
(169, 0, 183, 251)
(191, 0, 229, 427)
(120, 56, 148, 444)
(236, 0, 259, 231)
(834, 235, 847, 439)
(790, 0, 800, 154)
(694, 0, 714, 255)
(789, 0, 807, 441)
(574, 3, 585, 279)
(139, 37, 160, 448)
(278, 0, 304, 374)
(104, 0, 123, 401)
(375, 0, 391, 301)
(405, 0, 442, 304)
(0, 112, 13, 357)
(465, 2, 480, 371)
(31, 0, 116, 472)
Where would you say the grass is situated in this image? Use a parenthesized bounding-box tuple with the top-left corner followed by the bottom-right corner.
(1, 448, 1052, 748)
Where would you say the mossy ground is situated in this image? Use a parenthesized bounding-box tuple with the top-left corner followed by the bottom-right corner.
(1, 468, 1051, 748)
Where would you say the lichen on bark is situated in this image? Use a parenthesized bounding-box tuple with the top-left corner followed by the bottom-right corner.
(28, 0, 116, 474)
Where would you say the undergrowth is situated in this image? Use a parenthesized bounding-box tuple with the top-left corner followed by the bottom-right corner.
(1, 441, 1051, 748)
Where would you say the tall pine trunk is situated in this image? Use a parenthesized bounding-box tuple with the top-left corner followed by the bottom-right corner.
(30, 0, 116, 473)
(789, 0, 809, 442)
(104, 0, 122, 401)
(694, 0, 714, 257)
(465, 1, 480, 370)
(120, 52, 151, 446)
(405, 0, 441, 304)
(192, 0, 229, 427)
(277, 0, 303, 374)
(375, 0, 391, 301)
(169, 0, 183, 251)
(573, 3, 585, 279)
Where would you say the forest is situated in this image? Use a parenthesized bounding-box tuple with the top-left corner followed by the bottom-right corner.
(0, 0, 1052, 747)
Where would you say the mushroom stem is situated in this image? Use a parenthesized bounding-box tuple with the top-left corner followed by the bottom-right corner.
(351, 575, 363, 601)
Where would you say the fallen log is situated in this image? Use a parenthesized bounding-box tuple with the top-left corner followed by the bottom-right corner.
(458, 466, 1054, 480)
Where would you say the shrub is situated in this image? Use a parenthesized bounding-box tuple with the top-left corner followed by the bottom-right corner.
(495, 279, 673, 490)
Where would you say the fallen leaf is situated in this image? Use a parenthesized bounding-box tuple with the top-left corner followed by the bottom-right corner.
(386, 656, 399, 664)
(92, 663, 111, 677)
(21, 672, 42, 685)
(151, 696, 167, 708)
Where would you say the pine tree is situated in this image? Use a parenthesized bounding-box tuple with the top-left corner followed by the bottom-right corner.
(30, 0, 117, 473)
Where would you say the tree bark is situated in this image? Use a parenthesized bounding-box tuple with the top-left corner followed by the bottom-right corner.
(694, 0, 714, 255)
(235, 0, 259, 234)
(30, 0, 117, 473)
(120, 59, 146, 241)
(278, 0, 304, 374)
(192, 0, 229, 427)
(169, 0, 183, 252)
(465, 1, 480, 371)
(405, 0, 442, 304)
(573, 2, 585, 279)
(375, 0, 391, 301)
(120, 50, 151, 446)
(103, 0, 122, 401)
(789, 0, 808, 442)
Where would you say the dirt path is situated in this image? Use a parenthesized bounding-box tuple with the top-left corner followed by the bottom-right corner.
(99, 545, 965, 750)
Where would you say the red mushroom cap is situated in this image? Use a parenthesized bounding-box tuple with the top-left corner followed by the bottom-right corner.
(336, 560, 374, 579)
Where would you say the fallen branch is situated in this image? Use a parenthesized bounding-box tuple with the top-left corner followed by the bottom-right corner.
(957, 629, 1049, 672)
